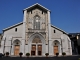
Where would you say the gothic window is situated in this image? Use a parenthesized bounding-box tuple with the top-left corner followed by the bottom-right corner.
(34, 16, 40, 29)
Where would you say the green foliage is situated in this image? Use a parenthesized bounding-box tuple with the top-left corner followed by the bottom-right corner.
(45, 53, 49, 56)
(56, 52, 59, 56)
(19, 52, 23, 57)
(5, 52, 9, 56)
(62, 52, 66, 56)
(26, 53, 30, 56)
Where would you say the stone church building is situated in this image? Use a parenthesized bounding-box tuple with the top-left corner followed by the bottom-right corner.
(0, 3, 72, 56)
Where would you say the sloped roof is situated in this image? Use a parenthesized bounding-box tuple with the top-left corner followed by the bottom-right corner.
(3, 22, 68, 35)
(68, 33, 80, 35)
(51, 25, 68, 34)
(23, 3, 50, 12)
(3, 22, 23, 31)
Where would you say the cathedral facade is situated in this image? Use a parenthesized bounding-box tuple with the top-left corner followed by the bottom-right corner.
(0, 3, 72, 56)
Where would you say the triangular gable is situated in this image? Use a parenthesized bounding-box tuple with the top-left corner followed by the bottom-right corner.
(23, 3, 50, 12)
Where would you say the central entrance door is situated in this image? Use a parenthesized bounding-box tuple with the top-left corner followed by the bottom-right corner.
(31, 45, 42, 56)
(31, 36, 42, 56)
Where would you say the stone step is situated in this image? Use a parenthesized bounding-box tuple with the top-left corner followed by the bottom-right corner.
(0, 55, 80, 60)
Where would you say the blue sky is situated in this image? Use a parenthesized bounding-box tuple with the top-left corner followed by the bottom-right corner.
(0, 0, 80, 33)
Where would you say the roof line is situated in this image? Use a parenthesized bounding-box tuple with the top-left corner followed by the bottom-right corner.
(3, 22, 68, 35)
(23, 3, 50, 12)
(3, 22, 23, 31)
(51, 25, 68, 34)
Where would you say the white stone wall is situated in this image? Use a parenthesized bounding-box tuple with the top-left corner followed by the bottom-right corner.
(0, 19, 72, 56)
(3, 24, 23, 37)
(0, 24, 23, 55)
(61, 34, 72, 55)
(51, 27, 63, 39)
(50, 27, 72, 55)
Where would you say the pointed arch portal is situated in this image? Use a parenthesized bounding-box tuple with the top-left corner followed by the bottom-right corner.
(28, 33, 45, 56)
(31, 36, 42, 56)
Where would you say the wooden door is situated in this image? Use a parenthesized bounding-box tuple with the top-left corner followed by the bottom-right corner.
(38, 45, 42, 55)
(31, 45, 36, 56)
(14, 45, 20, 56)
(54, 46, 58, 55)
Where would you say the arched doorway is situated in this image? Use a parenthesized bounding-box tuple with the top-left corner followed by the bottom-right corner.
(13, 39, 21, 56)
(31, 36, 42, 56)
(53, 40, 60, 55)
(28, 33, 45, 56)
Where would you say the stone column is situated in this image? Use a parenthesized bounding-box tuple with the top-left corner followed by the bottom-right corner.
(47, 11, 52, 55)
(11, 45, 14, 55)
(0, 40, 4, 53)
(36, 44, 37, 56)
(49, 40, 53, 55)
(46, 45, 48, 53)
(59, 44, 62, 55)
(8, 36, 12, 55)
(21, 10, 27, 55)
(25, 45, 28, 54)
(0, 36, 6, 54)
